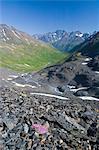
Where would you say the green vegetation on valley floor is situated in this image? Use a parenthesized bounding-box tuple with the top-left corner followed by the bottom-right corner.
(0, 43, 68, 72)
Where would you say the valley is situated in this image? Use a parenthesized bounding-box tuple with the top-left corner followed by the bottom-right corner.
(0, 24, 67, 72)
(33, 30, 89, 51)
(0, 25, 99, 150)
(1, 0, 99, 149)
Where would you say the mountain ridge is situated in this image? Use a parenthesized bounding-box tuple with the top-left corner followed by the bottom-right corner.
(0, 25, 99, 150)
(71, 31, 99, 57)
(33, 30, 90, 51)
(0, 24, 67, 72)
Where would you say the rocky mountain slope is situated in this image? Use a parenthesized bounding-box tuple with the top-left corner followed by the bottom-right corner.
(0, 85, 98, 150)
(33, 32, 99, 97)
(0, 28, 99, 149)
(0, 24, 38, 45)
(72, 32, 99, 57)
(33, 30, 89, 51)
(0, 24, 67, 72)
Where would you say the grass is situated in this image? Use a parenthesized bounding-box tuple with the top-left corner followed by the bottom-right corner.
(0, 43, 68, 72)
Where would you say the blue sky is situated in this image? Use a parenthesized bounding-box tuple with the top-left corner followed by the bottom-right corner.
(1, 0, 99, 34)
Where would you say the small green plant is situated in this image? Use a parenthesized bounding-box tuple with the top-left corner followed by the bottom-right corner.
(0, 43, 68, 72)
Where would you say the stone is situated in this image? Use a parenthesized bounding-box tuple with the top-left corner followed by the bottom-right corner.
(75, 90, 89, 96)
(27, 139, 33, 149)
(0, 123, 4, 132)
(3, 117, 16, 130)
(0, 82, 98, 150)
(82, 111, 94, 121)
(87, 122, 97, 137)
(59, 139, 63, 144)
(24, 123, 29, 133)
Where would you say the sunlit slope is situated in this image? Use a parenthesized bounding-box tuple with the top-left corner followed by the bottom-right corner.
(0, 43, 67, 72)
(0, 24, 67, 72)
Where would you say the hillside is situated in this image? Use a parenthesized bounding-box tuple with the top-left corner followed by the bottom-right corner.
(30, 32, 99, 97)
(0, 32, 99, 150)
(72, 32, 99, 57)
(0, 24, 67, 72)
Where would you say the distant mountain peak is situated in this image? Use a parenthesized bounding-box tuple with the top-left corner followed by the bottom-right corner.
(33, 30, 90, 51)
(0, 24, 38, 45)
(72, 31, 99, 57)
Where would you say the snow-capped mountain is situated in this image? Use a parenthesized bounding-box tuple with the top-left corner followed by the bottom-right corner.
(72, 31, 99, 57)
(33, 30, 67, 43)
(33, 30, 90, 51)
(0, 24, 39, 45)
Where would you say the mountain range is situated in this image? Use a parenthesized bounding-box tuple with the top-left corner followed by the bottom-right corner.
(30, 31, 99, 98)
(0, 24, 99, 73)
(72, 31, 99, 57)
(33, 30, 90, 51)
(0, 24, 67, 72)
(12, 30, 99, 98)
(0, 24, 99, 150)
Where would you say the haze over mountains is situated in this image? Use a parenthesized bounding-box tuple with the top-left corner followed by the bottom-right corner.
(0, 24, 97, 54)
(33, 30, 90, 51)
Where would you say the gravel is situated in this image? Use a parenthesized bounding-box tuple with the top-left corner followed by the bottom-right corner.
(0, 86, 99, 150)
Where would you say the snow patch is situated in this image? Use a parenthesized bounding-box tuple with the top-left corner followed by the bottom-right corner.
(70, 87, 88, 92)
(30, 92, 69, 100)
(2, 29, 6, 37)
(95, 71, 99, 74)
(13, 82, 36, 88)
(16, 31, 21, 36)
(3, 38, 6, 41)
(55, 88, 63, 94)
(79, 96, 99, 101)
(84, 58, 92, 62)
(12, 30, 21, 39)
(82, 62, 88, 65)
(67, 85, 76, 89)
(53, 33, 57, 35)
(25, 84, 36, 88)
(7, 78, 13, 81)
(2, 29, 10, 40)
(6, 37, 10, 40)
(76, 33, 83, 37)
(58, 37, 61, 40)
(9, 75, 18, 78)
(2, 78, 5, 81)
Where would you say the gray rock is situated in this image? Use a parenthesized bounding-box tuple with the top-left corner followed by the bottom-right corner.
(75, 90, 89, 96)
(3, 117, 17, 130)
(87, 122, 97, 137)
(24, 123, 29, 133)
(82, 111, 95, 121)
(0, 119, 4, 132)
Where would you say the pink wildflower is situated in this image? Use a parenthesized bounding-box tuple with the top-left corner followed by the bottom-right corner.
(32, 124, 48, 134)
